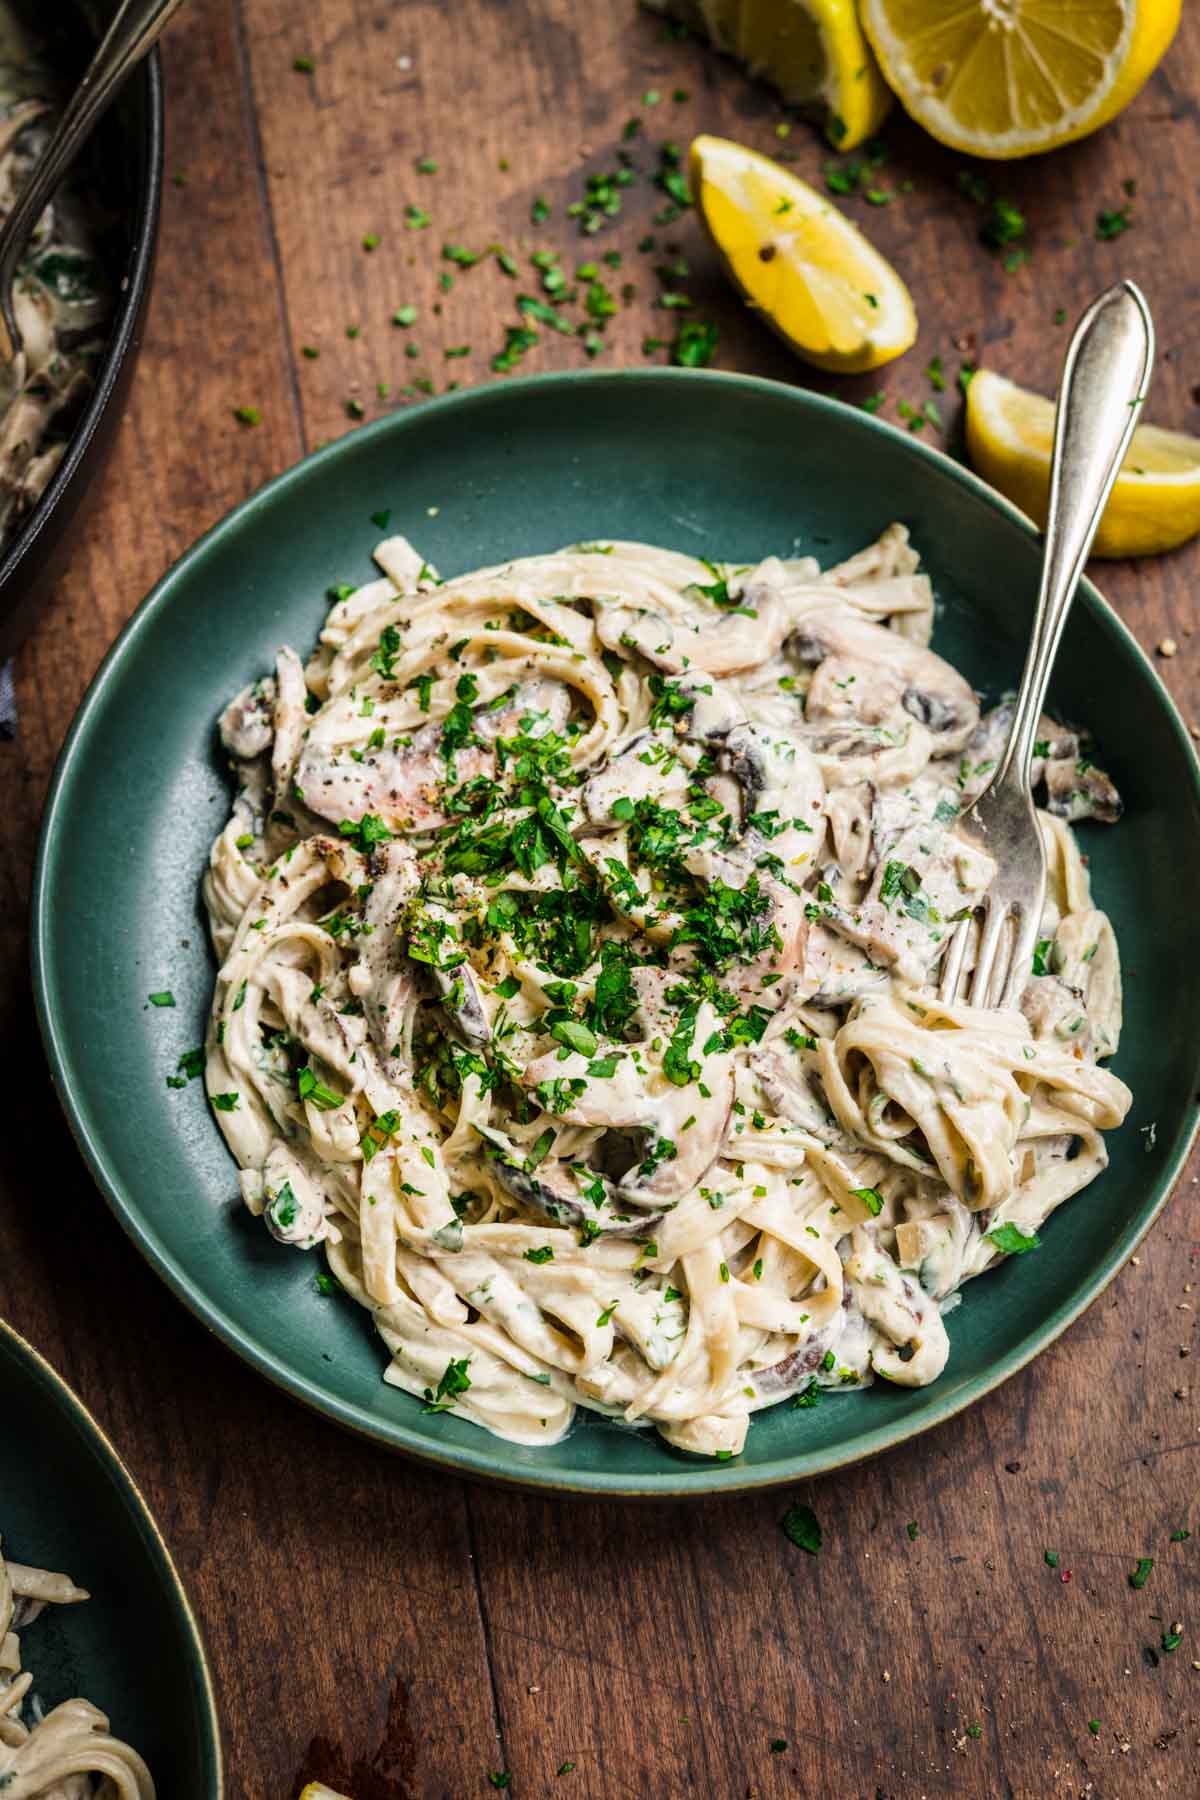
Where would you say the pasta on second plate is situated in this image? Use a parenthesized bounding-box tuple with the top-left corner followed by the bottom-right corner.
(203, 525, 1131, 1457)
(0, 1537, 154, 1798)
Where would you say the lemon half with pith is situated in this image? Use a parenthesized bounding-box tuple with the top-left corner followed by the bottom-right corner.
(860, 0, 1181, 160)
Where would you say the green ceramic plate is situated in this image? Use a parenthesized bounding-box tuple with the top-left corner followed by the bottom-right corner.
(32, 370, 1200, 1495)
(0, 1320, 223, 1792)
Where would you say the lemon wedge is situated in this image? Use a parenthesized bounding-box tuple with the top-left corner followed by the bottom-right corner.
(860, 0, 1180, 159)
(689, 134, 916, 372)
(300, 1785, 353, 1800)
(966, 369, 1200, 559)
(643, 1, 892, 149)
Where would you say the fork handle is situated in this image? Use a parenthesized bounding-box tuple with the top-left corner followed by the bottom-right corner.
(0, 0, 186, 363)
(993, 282, 1155, 790)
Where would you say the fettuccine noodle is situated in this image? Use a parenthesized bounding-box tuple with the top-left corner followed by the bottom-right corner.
(203, 526, 1130, 1457)
(0, 1538, 154, 1798)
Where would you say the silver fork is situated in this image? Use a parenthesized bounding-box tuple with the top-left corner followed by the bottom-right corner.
(938, 281, 1155, 1010)
(0, 0, 186, 365)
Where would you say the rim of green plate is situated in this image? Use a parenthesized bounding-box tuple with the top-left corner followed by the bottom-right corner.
(30, 368, 1200, 1496)
(0, 1316, 225, 1788)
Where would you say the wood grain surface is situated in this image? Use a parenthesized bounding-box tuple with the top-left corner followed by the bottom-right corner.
(3, 3, 1199, 1795)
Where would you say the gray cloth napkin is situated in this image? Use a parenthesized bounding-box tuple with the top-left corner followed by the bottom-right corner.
(0, 659, 14, 741)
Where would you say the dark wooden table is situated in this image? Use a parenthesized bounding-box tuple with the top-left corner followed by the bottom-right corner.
(3, 4, 1198, 1794)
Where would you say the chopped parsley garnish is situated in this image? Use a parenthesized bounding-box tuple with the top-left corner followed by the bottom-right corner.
(360, 1110, 400, 1163)
(647, 672, 698, 726)
(267, 1181, 298, 1231)
(550, 1017, 598, 1058)
(1129, 1556, 1154, 1589)
(148, 990, 175, 1007)
(1096, 205, 1133, 241)
(524, 1245, 555, 1264)
(781, 1501, 822, 1555)
(297, 1065, 343, 1110)
(175, 1047, 205, 1081)
(673, 317, 718, 368)
(422, 1356, 471, 1413)
(980, 196, 1026, 252)
(210, 1092, 239, 1111)
(338, 813, 394, 853)
(879, 859, 939, 925)
(987, 1222, 1040, 1255)
(851, 1186, 884, 1216)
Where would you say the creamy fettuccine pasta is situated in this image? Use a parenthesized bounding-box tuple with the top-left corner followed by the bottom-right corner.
(0, 1538, 155, 1798)
(204, 525, 1131, 1457)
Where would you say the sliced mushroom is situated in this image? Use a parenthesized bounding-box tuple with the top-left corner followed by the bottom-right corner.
(792, 612, 979, 753)
(1043, 754, 1122, 824)
(679, 687, 827, 865)
(582, 728, 695, 824)
(678, 844, 810, 1004)
(595, 557, 801, 677)
(1021, 906, 1122, 1058)
(480, 1133, 664, 1237)
(271, 646, 309, 798)
(815, 817, 995, 985)
(893, 1195, 982, 1299)
(296, 720, 492, 832)
(219, 676, 276, 759)
(750, 1017, 833, 1133)
(520, 999, 734, 1207)
(428, 959, 490, 1048)
(825, 783, 874, 882)
(473, 676, 571, 743)
(843, 1226, 950, 1385)
(749, 1330, 835, 1400)
(346, 841, 421, 1067)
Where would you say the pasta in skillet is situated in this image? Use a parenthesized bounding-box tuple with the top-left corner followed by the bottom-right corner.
(0, 1538, 155, 1797)
(203, 525, 1130, 1457)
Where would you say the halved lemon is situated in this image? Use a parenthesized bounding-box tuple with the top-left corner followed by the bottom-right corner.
(966, 369, 1200, 559)
(690, 134, 916, 372)
(643, 1, 892, 149)
(860, 0, 1181, 159)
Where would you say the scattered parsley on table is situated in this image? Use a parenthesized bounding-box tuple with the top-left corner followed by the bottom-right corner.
(781, 1502, 821, 1555)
